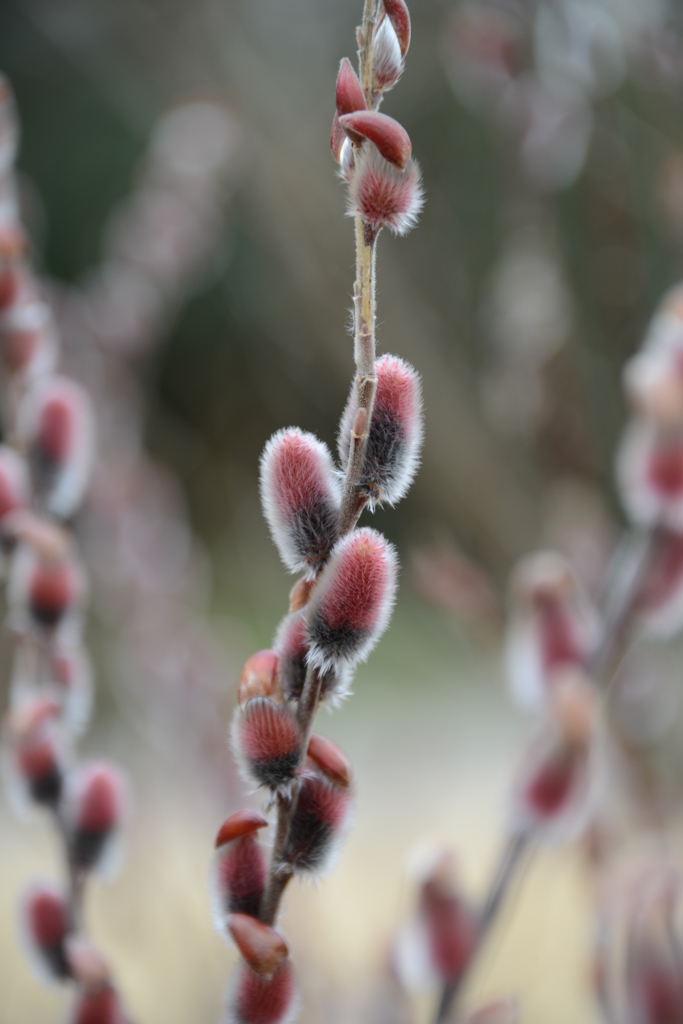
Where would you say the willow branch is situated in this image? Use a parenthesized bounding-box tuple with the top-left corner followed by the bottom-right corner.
(260, 0, 381, 929)
(434, 832, 531, 1024)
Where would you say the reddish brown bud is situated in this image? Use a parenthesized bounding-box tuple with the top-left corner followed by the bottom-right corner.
(330, 111, 346, 162)
(383, 0, 411, 57)
(216, 810, 269, 849)
(238, 651, 281, 709)
(228, 915, 289, 979)
(335, 58, 366, 116)
(229, 960, 296, 1024)
(288, 577, 314, 614)
(339, 111, 412, 170)
(307, 733, 351, 789)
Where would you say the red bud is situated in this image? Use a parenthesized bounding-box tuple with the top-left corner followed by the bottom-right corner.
(383, 0, 411, 56)
(228, 914, 289, 978)
(307, 734, 351, 789)
(238, 651, 281, 709)
(216, 810, 269, 848)
(288, 577, 314, 614)
(335, 58, 366, 116)
(330, 111, 346, 162)
(339, 111, 411, 170)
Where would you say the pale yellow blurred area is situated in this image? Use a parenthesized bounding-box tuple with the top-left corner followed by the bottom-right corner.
(0, 597, 601, 1024)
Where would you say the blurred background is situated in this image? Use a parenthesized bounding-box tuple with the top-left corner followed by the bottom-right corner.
(2, 0, 683, 1021)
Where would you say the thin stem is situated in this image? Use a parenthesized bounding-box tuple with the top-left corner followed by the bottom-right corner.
(434, 832, 531, 1024)
(259, 664, 324, 926)
(259, 787, 296, 926)
(53, 807, 86, 934)
(337, 209, 378, 536)
(359, 0, 379, 102)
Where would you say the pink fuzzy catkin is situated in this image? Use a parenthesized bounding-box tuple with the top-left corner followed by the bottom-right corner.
(259, 428, 340, 574)
(66, 762, 126, 874)
(283, 737, 352, 876)
(273, 609, 350, 705)
(306, 527, 398, 671)
(211, 811, 269, 930)
(229, 961, 297, 1024)
(347, 146, 423, 237)
(338, 353, 423, 509)
(18, 376, 94, 519)
(233, 697, 302, 791)
(22, 882, 70, 980)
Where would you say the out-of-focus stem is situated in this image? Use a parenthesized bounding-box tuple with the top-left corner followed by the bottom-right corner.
(590, 528, 656, 684)
(53, 808, 85, 934)
(434, 832, 531, 1024)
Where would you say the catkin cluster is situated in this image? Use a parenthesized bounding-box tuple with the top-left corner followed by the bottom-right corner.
(0, 74, 130, 1024)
